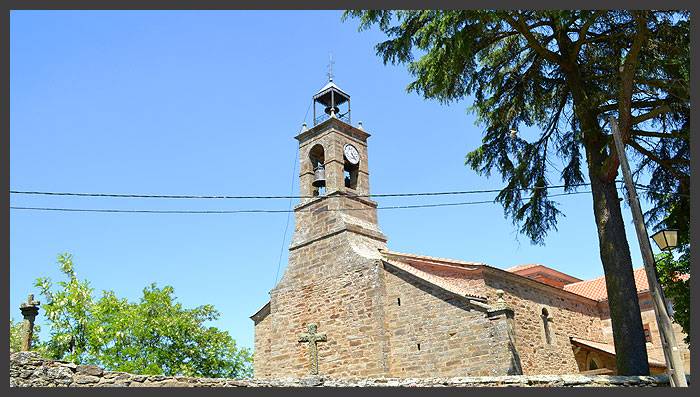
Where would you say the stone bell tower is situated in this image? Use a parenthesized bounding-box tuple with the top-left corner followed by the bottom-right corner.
(290, 78, 385, 249)
(251, 78, 390, 378)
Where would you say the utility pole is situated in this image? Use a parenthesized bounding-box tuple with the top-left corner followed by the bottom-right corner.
(609, 117, 687, 387)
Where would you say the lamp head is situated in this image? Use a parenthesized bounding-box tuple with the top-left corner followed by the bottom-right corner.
(651, 229, 679, 252)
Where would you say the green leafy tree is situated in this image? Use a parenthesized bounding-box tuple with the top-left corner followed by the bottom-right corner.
(344, 10, 689, 375)
(9, 318, 43, 354)
(655, 248, 689, 344)
(10, 318, 22, 352)
(35, 253, 94, 363)
(35, 253, 253, 378)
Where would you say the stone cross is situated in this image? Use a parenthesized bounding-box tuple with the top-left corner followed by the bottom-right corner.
(19, 294, 40, 351)
(298, 323, 327, 375)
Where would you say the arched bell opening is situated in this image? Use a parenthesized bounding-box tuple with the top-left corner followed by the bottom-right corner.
(309, 144, 326, 196)
(344, 160, 358, 190)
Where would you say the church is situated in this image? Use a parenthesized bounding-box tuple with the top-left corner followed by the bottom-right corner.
(250, 79, 690, 379)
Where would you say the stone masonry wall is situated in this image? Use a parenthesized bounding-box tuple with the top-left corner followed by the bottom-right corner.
(599, 291, 691, 373)
(297, 118, 372, 198)
(255, 118, 390, 380)
(479, 269, 607, 375)
(381, 265, 519, 377)
(255, 229, 388, 378)
(11, 352, 674, 387)
(252, 308, 273, 377)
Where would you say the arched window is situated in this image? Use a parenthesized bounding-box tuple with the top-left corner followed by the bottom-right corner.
(541, 307, 553, 345)
(588, 356, 601, 371)
(309, 144, 326, 196)
(344, 160, 358, 190)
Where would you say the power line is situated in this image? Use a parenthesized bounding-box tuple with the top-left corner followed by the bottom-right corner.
(9, 190, 593, 215)
(633, 183, 690, 198)
(9, 181, 685, 200)
(8, 182, 595, 200)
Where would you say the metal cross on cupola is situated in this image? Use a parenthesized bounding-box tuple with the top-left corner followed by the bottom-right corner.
(313, 69, 351, 126)
(327, 52, 335, 82)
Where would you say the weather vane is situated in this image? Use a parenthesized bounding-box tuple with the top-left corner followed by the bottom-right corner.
(327, 53, 334, 82)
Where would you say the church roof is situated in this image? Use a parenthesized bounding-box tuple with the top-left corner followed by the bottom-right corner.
(313, 80, 350, 104)
(570, 337, 666, 368)
(253, 248, 689, 322)
(506, 263, 582, 288)
(250, 302, 270, 325)
(563, 267, 648, 301)
(380, 250, 599, 303)
(382, 257, 487, 301)
(381, 249, 487, 268)
(381, 250, 691, 304)
(506, 264, 542, 272)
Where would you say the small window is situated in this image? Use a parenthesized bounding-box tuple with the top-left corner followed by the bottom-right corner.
(397, 298, 401, 306)
(643, 324, 652, 343)
(417, 343, 421, 351)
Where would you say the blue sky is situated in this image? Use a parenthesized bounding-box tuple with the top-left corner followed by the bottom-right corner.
(10, 10, 653, 350)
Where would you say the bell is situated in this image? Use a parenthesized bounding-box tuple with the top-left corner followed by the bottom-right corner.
(312, 164, 326, 187)
(324, 105, 340, 117)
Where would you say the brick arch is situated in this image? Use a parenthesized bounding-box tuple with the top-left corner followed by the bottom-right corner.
(587, 355, 602, 371)
(308, 143, 325, 167)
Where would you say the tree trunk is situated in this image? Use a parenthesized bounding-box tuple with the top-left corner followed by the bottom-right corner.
(585, 145, 651, 375)
(565, 58, 651, 374)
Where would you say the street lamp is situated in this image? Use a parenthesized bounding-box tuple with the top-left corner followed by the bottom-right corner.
(651, 229, 679, 252)
(650, 229, 680, 318)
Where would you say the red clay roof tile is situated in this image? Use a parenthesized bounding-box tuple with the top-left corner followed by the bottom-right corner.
(563, 268, 651, 301)
(381, 250, 688, 303)
(570, 337, 666, 367)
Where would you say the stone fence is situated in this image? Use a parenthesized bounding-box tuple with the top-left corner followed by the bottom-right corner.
(10, 352, 674, 387)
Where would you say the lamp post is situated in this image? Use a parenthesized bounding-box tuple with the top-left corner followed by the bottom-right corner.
(609, 117, 687, 387)
(650, 229, 680, 318)
(651, 229, 679, 253)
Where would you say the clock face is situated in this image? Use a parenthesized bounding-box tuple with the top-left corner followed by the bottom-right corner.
(344, 144, 360, 165)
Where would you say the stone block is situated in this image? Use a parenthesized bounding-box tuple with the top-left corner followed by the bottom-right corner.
(77, 365, 103, 377)
(74, 374, 100, 384)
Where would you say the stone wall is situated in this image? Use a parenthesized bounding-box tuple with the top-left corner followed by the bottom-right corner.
(296, 118, 372, 199)
(599, 291, 691, 373)
(10, 352, 673, 387)
(381, 264, 519, 377)
(480, 269, 608, 375)
(255, 228, 389, 378)
(252, 305, 272, 376)
(253, 118, 392, 379)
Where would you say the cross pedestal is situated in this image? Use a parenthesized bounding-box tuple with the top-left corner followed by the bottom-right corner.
(19, 294, 40, 351)
(298, 323, 327, 375)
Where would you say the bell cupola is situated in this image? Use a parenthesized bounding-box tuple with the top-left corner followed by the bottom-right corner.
(312, 78, 351, 126)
